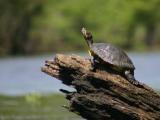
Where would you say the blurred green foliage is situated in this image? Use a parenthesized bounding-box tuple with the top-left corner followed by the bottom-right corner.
(0, 0, 160, 55)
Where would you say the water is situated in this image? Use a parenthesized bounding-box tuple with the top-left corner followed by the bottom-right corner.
(0, 55, 74, 95)
(0, 53, 160, 95)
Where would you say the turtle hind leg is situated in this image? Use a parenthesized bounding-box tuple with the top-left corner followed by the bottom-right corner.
(124, 70, 141, 86)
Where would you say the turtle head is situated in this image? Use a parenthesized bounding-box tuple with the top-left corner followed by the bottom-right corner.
(81, 27, 93, 47)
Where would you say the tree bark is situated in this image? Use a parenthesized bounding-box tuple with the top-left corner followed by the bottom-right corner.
(41, 54, 160, 120)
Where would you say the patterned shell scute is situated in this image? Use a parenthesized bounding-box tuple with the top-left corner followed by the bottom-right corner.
(91, 43, 135, 69)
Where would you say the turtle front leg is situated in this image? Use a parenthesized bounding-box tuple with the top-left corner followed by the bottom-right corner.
(90, 57, 99, 71)
(124, 70, 140, 85)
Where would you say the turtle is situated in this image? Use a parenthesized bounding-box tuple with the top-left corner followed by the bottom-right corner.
(81, 27, 140, 85)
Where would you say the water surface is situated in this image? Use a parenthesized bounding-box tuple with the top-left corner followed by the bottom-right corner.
(0, 53, 159, 95)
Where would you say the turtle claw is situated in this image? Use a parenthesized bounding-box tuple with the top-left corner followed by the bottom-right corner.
(127, 77, 143, 87)
(129, 79, 140, 86)
(132, 80, 144, 88)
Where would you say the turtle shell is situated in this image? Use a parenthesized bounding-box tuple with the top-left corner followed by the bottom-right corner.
(90, 43, 135, 70)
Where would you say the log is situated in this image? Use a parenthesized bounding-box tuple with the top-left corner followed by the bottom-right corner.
(41, 54, 160, 120)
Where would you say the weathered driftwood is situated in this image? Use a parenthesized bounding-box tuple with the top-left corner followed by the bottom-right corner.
(41, 54, 160, 120)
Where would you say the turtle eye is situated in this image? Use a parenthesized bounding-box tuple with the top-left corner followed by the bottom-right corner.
(86, 32, 92, 39)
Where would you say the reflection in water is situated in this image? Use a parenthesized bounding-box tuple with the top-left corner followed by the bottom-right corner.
(0, 53, 159, 95)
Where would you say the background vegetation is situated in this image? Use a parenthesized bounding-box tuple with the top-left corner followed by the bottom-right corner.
(0, 0, 160, 55)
